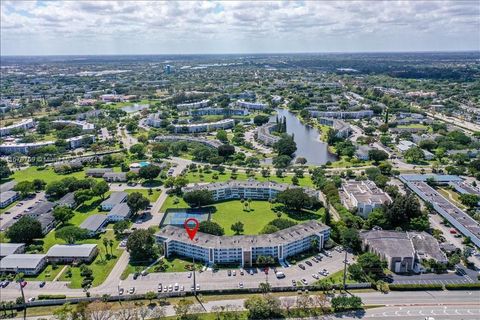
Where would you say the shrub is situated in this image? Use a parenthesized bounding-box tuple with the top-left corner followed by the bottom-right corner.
(389, 284, 443, 291)
(38, 294, 66, 300)
(444, 283, 480, 290)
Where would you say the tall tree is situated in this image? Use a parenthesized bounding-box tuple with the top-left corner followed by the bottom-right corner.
(53, 206, 74, 225)
(6, 216, 42, 243)
(126, 192, 150, 215)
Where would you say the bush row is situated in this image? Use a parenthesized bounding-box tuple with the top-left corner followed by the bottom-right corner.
(37, 294, 66, 300)
(444, 283, 480, 290)
(388, 284, 443, 291)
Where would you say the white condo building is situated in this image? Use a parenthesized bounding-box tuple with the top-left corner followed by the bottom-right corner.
(173, 119, 235, 133)
(340, 180, 392, 217)
(183, 180, 319, 201)
(156, 221, 330, 267)
(235, 100, 267, 110)
(177, 100, 210, 111)
(256, 123, 280, 146)
(0, 119, 36, 136)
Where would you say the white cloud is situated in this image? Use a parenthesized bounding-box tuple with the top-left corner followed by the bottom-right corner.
(1, 0, 478, 55)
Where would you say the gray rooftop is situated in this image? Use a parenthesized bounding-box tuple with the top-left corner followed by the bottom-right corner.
(157, 220, 329, 250)
(1, 190, 18, 202)
(0, 243, 25, 256)
(361, 230, 415, 258)
(0, 180, 17, 193)
(0, 254, 46, 269)
(399, 174, 463, 183)
(86, 168, 114, 174)
(361, 230, 447, 263)
(29, 201, 55, 217)
(80, 214, 107, 232)
(101, 191, 128, 207)
(47, 244, 97, 258)
(107, 203, 131, 219)
(56, 192, 75, 207)
(103, 172, 127, 179)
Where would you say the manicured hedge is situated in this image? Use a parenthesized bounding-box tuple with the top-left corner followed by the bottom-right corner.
(445, 283, 480, 290)
(37, 294, 66, 300)
(389, 284, 443, 291)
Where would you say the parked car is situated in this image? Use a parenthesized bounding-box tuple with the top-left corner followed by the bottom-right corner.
(118, 288, 124, 295)
(305, 260, 312, 266)
(291, 280, 297, 287)
(157, 283, 162, 292)
(312, 273, 319, 279)
(39, 281, 45, 288)
(238, 282, 244, 288)
(227, 270, 232, 276)
(128, 287, 135, 294)
(301, 278, 308, 285)
(298, 264, 306, 270)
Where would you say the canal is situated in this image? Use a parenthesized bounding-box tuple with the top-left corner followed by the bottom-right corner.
(271, 108, 336, 165)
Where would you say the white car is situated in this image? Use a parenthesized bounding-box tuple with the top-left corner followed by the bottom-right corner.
(312, 273, 319, 279)
(238, 282, 244, 288)
(301, 278, 308, 285)
(128, 287, 135, 294)
(174, 283, 179, 291)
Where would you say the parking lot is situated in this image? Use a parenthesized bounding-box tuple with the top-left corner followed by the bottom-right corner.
(391, 265, 477, 285)
(0, 191, 46, 231)
(117, 249, 349, 295)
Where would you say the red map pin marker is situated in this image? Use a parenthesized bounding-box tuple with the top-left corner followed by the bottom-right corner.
(184, 218, 199, 240)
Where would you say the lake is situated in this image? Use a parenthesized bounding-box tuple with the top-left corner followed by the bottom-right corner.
(270, 108, 336, 165)
(121, 104, 150, 113)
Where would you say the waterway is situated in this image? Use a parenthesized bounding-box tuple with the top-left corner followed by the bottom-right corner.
(121, 104, 150, 113)
(270, 108, 336, 165)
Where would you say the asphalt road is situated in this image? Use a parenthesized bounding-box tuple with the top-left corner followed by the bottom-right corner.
(0, 250, 348, 301)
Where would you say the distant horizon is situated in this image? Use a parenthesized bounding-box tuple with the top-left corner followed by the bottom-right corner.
(2, 49, 479, 58)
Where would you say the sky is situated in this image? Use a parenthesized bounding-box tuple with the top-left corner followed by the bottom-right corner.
(1, 0, 479, 55)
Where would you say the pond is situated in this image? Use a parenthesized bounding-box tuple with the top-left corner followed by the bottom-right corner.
(121, 104, 150, 113)
(270, 108, 336, 165)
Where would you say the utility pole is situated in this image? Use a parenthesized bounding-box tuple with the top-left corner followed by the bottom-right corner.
(192, 256, 197, 296)
(342, 250, 348, 290)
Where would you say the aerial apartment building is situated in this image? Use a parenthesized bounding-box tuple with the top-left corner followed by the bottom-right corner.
(235, 100, 267, 110)
(309, 110, 374, 119)
(0, 135, 94, 155)
(52, 120, 95, 131)
(183, 180, 319, 202)
(256, 123, 280, 146)
(176, 99, 210, 111)
(0, 118, 36, 136)
(340, 180, 392, 217)
(172, 119, 235, 133)
(318, 118, 351, 138)
(156, 220, 330, 267)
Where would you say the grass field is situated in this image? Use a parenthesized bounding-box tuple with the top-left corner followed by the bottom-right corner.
(124, 188, 161, 202)
(160, 195, 324, 236)
(183, 170, 315, 187)
(12, 166, 87, 183)
(212, 200, 324, 235)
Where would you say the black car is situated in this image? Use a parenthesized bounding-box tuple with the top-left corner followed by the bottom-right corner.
(298, 264, 305, 270)
(305, 260, 313, 267)
(133, 272, 139, 280)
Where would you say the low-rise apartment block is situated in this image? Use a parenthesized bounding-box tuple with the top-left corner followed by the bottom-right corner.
(340, 180, 392, 217)
(176, 99, 210, 111)
(173, 119, 235, 133)
(361, 230, 447, 273)
(0, 119, 35, 136)
(183, 180, 318, 202)
(256, 123, 280, 146)
(156, 221, 330, 267)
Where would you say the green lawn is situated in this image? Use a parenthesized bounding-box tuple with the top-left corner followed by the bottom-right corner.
(161, 195, 324, 236)
(58, 229, 122, 288)
(124, 188, 161, 202)
(183, 171, 315, 187)
(12, 166, 87, 183)
(211, 200, 324, 235)
(24, 264, 65, 282)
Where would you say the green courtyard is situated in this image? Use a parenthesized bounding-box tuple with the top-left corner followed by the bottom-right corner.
(161, 195, 325, 236)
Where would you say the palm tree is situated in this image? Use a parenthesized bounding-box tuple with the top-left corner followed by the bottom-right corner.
(108, 239, 114, 256)
(102, 238, 109, 258)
